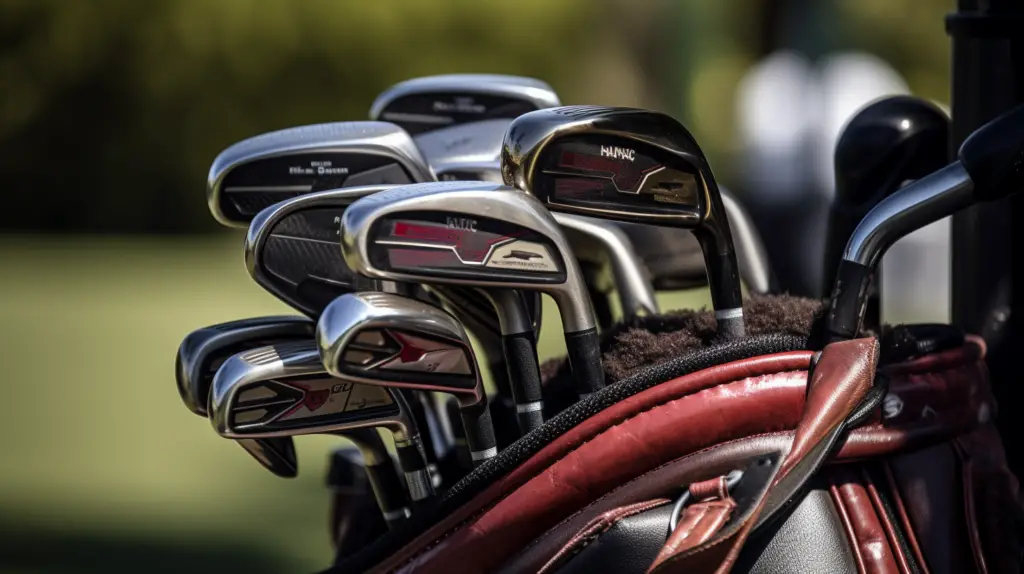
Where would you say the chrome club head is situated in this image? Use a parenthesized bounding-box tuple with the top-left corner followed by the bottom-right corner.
(316, 292, 498, 465)
(175, 316, 314, 478)
(244, 185, 403, 317)
(369, 74, 560, 136)
(207, 121, 434, 227)
(414, 119, 511, 183)
(339, 180, 605, 397)
(827, 103, 1024, 341)
(209, 341, 434, 502)
(502, 105, 746, 338)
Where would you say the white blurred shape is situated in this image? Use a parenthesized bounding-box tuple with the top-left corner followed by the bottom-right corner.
(736, 51, 819, 198)
(881, 217, 951, 325)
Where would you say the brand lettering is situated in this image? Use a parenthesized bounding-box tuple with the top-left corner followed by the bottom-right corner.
(600, 146, 636, 161)
(433, 96, 486, 114)
(331, 383, 353, 394)
(446, 216, 477, 232)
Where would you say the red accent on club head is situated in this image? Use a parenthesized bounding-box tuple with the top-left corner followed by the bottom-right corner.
(302, 388, 330, 411)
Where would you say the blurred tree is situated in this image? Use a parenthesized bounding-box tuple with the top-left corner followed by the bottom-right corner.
(0, 0, 597, 232)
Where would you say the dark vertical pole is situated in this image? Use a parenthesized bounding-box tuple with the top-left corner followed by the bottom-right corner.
(947, 0, 1024, 476)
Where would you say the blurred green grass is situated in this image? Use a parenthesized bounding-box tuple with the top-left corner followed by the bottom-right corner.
(0, 234, 710, 573)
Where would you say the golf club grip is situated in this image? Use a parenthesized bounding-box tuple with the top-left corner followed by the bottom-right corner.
(363, 458, 410, 529)
(827, 260, 873, 341)
(459, 400, 498, 466)
(564, 327, 604, 396)
(501, 331, 545, 433)
(704, 250, 745, 339)
(395, 441, 435, 502)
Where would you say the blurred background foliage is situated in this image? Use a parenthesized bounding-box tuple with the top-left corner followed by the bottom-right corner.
(0, 0, 949, 233)
(0, 0, 952, 572)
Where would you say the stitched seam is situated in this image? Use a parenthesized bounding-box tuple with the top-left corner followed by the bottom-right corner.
(393, 369, 809, 571)
(674, 505, 711, 547)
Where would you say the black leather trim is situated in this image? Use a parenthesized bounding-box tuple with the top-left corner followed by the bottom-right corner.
(736, 484, 857, 574)
(556, 504, 673, 574)
(550, 484, 856, 574)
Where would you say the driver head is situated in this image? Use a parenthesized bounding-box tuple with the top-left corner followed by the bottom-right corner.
(369, 74, 560, 136)
(316, 292, 484, 407)
(207, 121, 434, 227)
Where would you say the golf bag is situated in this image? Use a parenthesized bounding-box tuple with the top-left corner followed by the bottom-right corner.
(325, 295, 1021, 573)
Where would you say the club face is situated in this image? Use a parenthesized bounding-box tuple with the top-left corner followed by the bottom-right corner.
(502, 107, 711, 226)
(317, 292, 482, 402)
(210, 341, 407, 439)
(175, 316, 315, 417)
(369, 74, 560, 136)
(245, 185, 404, 317)
(207, 122, 434, 227)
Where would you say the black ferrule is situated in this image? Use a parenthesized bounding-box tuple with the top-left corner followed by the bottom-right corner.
(395, 442, 427, 474)
(827, 260, 874, 341)
(564, 327, 605, 396)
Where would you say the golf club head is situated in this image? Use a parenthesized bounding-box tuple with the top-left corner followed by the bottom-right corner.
(175, 316, 314, 478)
(316, 292, 484, 406)
(339, 181, 593, 334)
(207, 121, 434, 228)
(827, 103, 1024, 340)
(414, 119, 511, 183)
(825, 96, 950, 295)
(369, 74, 560, 136)
(211, 341, 412, 441)
(502, 105, 744, 337)
(176, 316, 315, 416)
(316, 291, 499, 464)
(244, 185, 401, 317)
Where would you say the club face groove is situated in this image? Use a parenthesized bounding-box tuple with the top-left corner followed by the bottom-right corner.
(317, 292, 483, 404)
(208, 121, 434, 228)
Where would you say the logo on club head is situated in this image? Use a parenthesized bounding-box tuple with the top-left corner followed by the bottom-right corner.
(503, 250, 541, 261)
(303, 388, 330, 411)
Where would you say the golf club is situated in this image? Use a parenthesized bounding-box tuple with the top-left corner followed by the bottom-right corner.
(174, 316, 314, 477)
(827, 103, 1024, 341)
(207, 121, 433, 228)
(502, 105, 746, 338)
(824, 95, 950, 328)
(316, 291, 499, 465)
(209, 341, 435, 504)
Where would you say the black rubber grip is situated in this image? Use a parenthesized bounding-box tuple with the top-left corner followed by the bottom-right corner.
(502, 331, 545, 434)
(827, 260, 873, 341)
(363, 458, 409, 517)
(459, 399, 497, 467)
(564, 327, 605, 396)
(502, 332, 543, 403)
